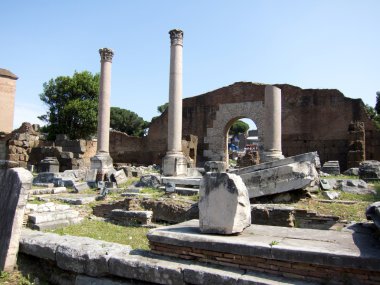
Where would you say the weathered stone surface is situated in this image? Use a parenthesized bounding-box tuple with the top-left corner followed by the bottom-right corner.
(28, 210, 79, 224)
(183, 264, 244, 285)
(359, 160, 380, 181)
(366, 202, 380, 230)
(38, 157, 60, 173)
(110, 209, 153, 226)
(30, 217, 83, 231)
(75, 275, 134, 285)
(20, 229, 131, 277)
(199, 172, 251, 234)
(320, 179, 331, 190)
(231, 152, 320, 198)
(55, 195, 97, 205)
(135, 174, 161, 188)
(321, 160, 340, 175)
(111, 170, 128, 186)
(140, 198, 199, 224)
(0, 168, 32, 271)
(108, 254, 186, 285)
(344, 167, 359, 176)
(85, 169, 97, 182)
(148, 220, 380, 272)
(251, 204, 295, 227)
(73, 182, 90, 193)
(322, 190, 340, 200)
(204, 161, 227, 173)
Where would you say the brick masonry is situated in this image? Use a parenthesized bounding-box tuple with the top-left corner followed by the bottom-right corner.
(149, 241, 380, 284)
(148, 82, 380, 169)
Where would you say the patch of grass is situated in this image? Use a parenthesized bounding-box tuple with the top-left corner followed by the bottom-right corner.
(26, 199, 46, 205)
(140, 187, 165, 199)
(46, 219, 150, 249)
(293, 198, 370, 222)
(117, 177, 140, 188)
(0, 270, 39, 285)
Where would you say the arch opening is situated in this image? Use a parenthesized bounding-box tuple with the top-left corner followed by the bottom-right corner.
(225, 117, 261, 168)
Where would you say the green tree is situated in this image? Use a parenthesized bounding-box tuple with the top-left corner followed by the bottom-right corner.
(157, 102, 169, 114)
(110, 107, 149, 137)
(229, 120, 250, 135)
(365, 104, 380, 129)
(376, 91, 380, 114)
(39, 71, 100, 139)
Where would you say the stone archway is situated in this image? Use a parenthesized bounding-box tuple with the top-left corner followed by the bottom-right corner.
(203, 101, 265, 163)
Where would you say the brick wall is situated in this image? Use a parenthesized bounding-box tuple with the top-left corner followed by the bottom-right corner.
(147, 82, 380, 169)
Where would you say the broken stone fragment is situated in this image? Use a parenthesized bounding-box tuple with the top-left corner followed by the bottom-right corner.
(199, 172, 251, 234)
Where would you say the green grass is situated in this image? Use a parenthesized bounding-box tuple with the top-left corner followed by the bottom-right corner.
(140, 187, 165, 199)
(0, 270, 38, 285)
(26, 199, 47, 205)
(46, 219, 150, 249)
(293, 182, 380, 222)
(322, 174, 358, 179)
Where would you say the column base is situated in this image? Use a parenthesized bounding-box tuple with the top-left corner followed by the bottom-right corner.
(262, 150, 285, 162)
(162, 152, 188, 176)
(90, 153, 114, 181)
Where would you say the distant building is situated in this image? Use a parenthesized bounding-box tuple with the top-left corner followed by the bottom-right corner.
(0, 68, 18, 133)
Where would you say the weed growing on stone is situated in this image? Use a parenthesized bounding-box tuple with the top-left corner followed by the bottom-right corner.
(46, 219, 150, 249)
(269, 240, 279, 247)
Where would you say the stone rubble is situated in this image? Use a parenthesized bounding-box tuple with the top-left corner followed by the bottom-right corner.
(199, 172, 251, 234)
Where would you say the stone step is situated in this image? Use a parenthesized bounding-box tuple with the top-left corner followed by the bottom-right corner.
(174, 187, 199, 196)
(20, 229, 316, 285)
(110, 209, 153, 226)
(28, 210, 79, 224)
(29, 217, 83, 231)
(29, 186, 67, 195)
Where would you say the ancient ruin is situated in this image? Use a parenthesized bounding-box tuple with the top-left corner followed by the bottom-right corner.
(0, 68, 18, 134)
(90, 48, 115, 180)
(162, 29, 188, 176)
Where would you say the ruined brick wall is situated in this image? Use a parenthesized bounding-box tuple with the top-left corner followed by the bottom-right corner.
(109, 130, 197, 166)
(0, 69, 18, 134)
(147, 82, 379, 169)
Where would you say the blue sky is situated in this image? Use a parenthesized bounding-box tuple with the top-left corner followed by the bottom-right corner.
(2, 1, 379, 129)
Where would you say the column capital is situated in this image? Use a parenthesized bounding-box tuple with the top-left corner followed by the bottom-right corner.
(169, 29, 183, 46)
(99, 48, 114, 63)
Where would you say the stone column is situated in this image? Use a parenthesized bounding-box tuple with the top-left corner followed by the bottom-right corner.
(162, 29, 188, 176)
(90, 48, 114, 180)
(263, 85, 284, 161)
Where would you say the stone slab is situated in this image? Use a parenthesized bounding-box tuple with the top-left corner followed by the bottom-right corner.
(30, 217, 83, 231)
(147, 219, 380, 272)
(28, 210, 79, 224)
(175, 187, 199, 196)
(0, 168, 32, 271)
(162, 176, 201, 186)
(55, 195, 97, 205)
(73, 182, 90, 193)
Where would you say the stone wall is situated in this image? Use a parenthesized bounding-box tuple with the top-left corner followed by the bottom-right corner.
(3, 123, 40, 168)
(147, 82, 380, 169)
(109, 130, 197, 166)
(29, 135, 97, 172)
(0, 165, 32, 271)
(0, 69, 18, 134)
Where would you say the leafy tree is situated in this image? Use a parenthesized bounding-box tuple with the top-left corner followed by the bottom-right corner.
(376, 91, 380, 114)
(229, 120, 250, 135)
(39, 71, 100, 139)
(365, 104, 380, 129)
(110, 107, 149, 137)
(157, 102, 168, 113)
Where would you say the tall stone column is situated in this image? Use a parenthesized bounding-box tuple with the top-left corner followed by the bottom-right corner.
(91, 48, 114, 180)
(162, 29, 188, 176)
(263, 85, 284, 161)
